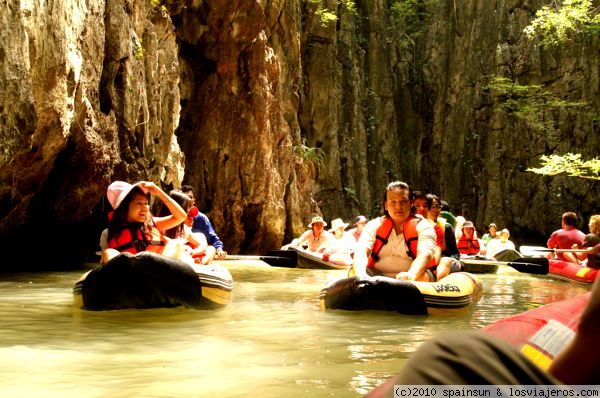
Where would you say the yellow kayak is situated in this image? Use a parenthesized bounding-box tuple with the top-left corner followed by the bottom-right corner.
(319, 272, 482, 315)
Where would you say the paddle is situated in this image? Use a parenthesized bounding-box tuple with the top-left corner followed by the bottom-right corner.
(461, 256, 549, 275)
(520, 245, 588, 256)
(222, 250, 298, 268)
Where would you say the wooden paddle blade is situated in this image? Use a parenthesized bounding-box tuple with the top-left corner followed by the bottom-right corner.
(509, 257, 549, 275)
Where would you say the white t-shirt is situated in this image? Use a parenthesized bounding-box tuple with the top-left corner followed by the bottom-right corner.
(328, 232, 357, 254)
(297, 229, 333, 252)
(358, 216, 436, 274)
(486, 239, 516, 258)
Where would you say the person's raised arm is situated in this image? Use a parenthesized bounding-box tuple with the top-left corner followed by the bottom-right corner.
(141, 182, 186, 231)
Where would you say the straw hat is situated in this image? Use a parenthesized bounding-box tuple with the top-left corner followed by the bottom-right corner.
(106, 181, 147, 210)
(355, 215, 368, 225)
(462, 221, 475, 229)
(330, 218, 349, 232)
(308, 216, 327, 227)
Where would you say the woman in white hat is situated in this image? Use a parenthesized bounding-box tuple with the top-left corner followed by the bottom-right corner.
(319, 218, 355, 266)
(101, 181, 187, 263)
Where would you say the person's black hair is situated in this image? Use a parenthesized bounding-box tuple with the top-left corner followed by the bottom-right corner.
(426, 193, 439, 209)
(382, 181, 413, 217)
(158, 190, 192, 239)
(181, 185, 194, 195)
(413, 191, 433, 210)
(440, 200, 450, 212)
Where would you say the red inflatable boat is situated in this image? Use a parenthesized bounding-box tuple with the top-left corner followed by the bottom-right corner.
(482, 292, 590, 370)
(549, 260, 600, 284)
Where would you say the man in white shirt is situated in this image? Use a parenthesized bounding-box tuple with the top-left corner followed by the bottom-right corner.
(353, 181, 436, 281)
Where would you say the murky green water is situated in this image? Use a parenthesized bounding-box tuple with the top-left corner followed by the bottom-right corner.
(0, 263, 590, 397)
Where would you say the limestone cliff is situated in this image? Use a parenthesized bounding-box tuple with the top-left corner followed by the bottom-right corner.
(0, 0, 598, 269)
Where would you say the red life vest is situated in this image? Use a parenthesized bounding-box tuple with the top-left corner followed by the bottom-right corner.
(457, 235, 480, 255)
(108, 223, 167, 254)
(367, 215, 435, 269)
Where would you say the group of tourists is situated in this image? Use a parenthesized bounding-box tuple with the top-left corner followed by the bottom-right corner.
(98, 181, 226, 266)
(284, 182, 463, 282)
(281, 215, 368, 266)
(547, 212, 600, 267)
(455, 221, 516, 259)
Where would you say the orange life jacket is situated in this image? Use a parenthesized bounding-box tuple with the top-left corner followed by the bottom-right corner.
(367, 215, 436, 269)
(457, 235, 480, 255)
(108, 222, 167, 254)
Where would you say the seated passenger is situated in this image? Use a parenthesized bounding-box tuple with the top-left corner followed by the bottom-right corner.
(481, 223, 498, 249)
(428, 195, 460, 259)
(353, 181, 436, 282)
(156, 190, 216, 264)
(316, 218, 354, 266)
(181, 185, 227, 262)
(457, 221, 481, 257)
(454, 215, 466, 240)
(486, 228, 516, 259)
(547, 211, 585, 263)
(573, 215, 600, 264)
(101, 181, 187, 264)
(348, 215, 368, 242)
(425, 194, 462, 280)
(283, 216, 333, 254)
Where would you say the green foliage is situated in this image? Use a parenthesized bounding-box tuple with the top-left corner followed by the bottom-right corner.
(485, 75, 587, 130)
(523, 0, 600, 46)
(387, 0, 435, 49)
(527, 153, 600, 180)
(133, 38, 144, 59)
(307, 0, 358, 27)
(343, 187, 359, 203)
(293, 138, 325, 172)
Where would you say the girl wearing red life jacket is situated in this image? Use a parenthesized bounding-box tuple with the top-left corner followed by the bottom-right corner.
(457, 221, 481, 256)
(102, 181, 187, 264)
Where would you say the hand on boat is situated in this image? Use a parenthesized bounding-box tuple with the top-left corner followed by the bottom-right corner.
(215, 249, 227, 260)
(395, 271, 416, 281)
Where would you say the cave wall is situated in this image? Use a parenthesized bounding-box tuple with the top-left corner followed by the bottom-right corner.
(295, 0, 599, 244)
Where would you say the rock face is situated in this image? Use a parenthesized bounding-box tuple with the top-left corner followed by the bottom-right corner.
(0, 0, 185, 267)
(0, 0, 598, 268)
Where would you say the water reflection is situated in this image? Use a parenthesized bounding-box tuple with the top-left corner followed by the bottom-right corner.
(0, 265, 592, 397)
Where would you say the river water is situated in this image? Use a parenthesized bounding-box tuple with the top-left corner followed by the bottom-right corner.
(0, 262, 590, 397)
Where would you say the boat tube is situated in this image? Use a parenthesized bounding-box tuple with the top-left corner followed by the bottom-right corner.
(73, 252, 233, 310)
(320, 272, 481, 315)
(482, 292, 589, 369)
(549, 260, 599, 284)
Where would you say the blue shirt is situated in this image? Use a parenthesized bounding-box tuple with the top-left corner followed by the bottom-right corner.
(191, 213, 224, 250)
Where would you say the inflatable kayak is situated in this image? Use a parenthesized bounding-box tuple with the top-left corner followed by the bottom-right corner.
(263, 249, 351, 270)
(73, 252, 233, 310)
(319, 272, 481, 315)
(482, 292, 589, 370)
(549, 260, 599, 284)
